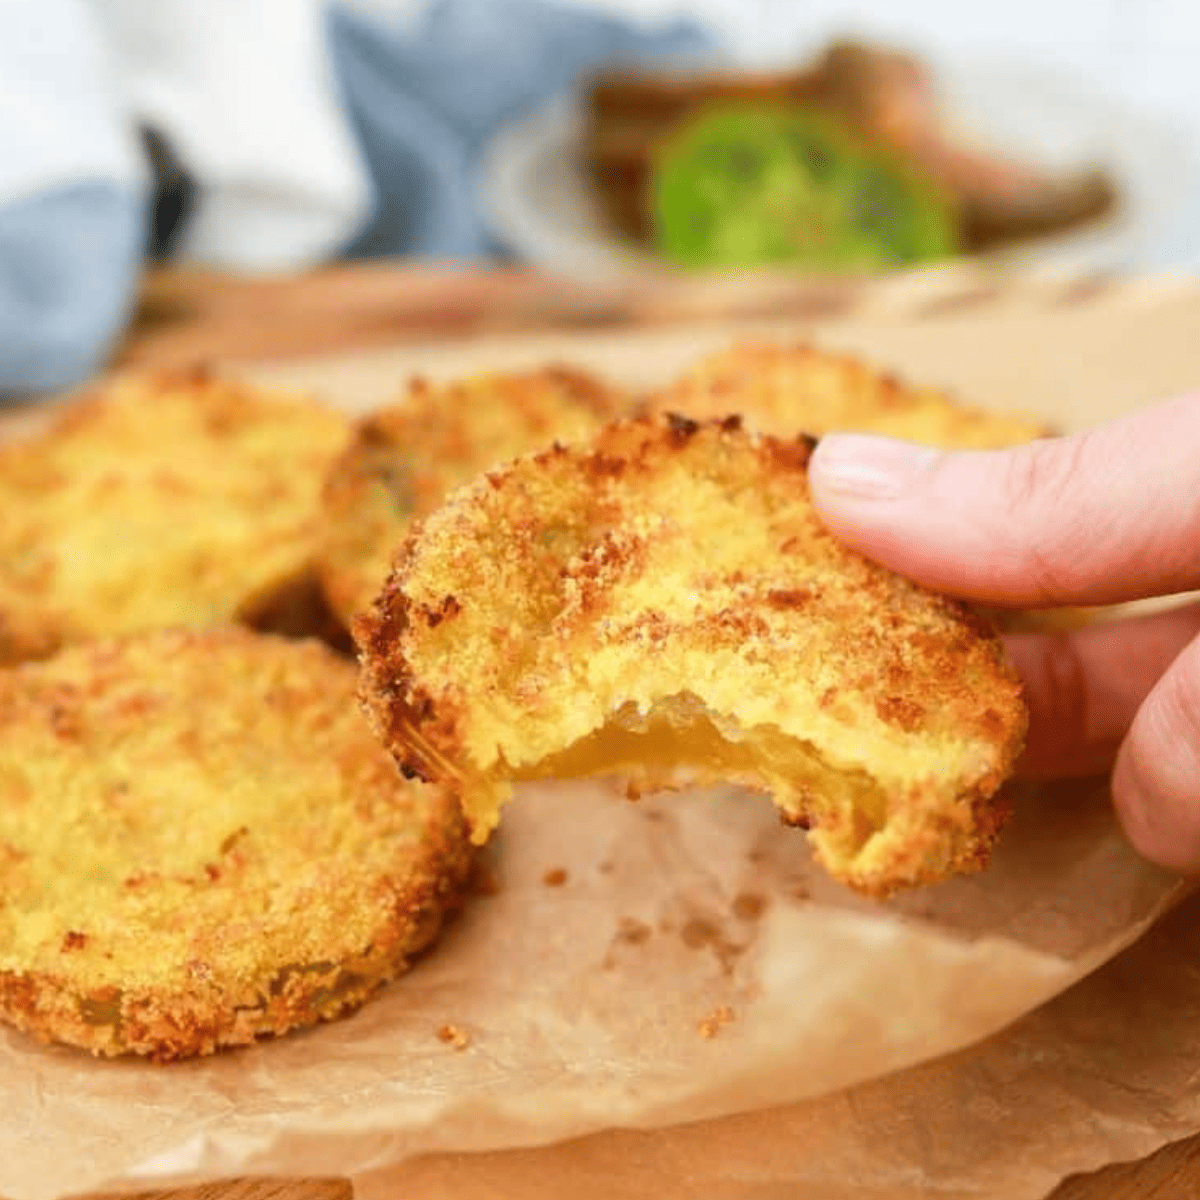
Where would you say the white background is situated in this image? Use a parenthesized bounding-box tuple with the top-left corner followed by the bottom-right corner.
(354, 0, 1200, 147)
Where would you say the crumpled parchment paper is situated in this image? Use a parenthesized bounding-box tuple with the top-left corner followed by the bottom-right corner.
(357, 885, 1200, 1200)
(0, 778, 1181, 1200)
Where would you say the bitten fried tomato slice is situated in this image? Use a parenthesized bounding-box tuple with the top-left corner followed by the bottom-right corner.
(357, 415, 1026, 896)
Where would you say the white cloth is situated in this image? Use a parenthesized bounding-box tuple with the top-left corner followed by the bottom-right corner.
(0, 0, 371, 271)
(0, 0, 144, 204)
(0, 0, 709, 393)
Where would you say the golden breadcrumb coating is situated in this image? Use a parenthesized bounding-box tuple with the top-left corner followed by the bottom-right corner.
(0, 628, 472, 1060)
(317, 367, 630, 626)
(357, 414, 1027, 897)
(0, 367, 351, 664)
(651, 341, 1053, 447)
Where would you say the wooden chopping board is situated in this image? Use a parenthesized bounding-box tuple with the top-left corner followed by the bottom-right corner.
(7, 261, 1200, 1200)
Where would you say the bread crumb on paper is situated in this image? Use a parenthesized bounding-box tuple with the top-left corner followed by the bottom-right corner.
(616, 917, 652, 945)
(698, 1005, 736, 1039)
(437, 1024, 471, 1050)
(732, 891, 767, 921)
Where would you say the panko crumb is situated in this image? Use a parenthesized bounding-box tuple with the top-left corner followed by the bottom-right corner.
(698, 1005, 736, 1039)
(437, 1023, 471, 1050)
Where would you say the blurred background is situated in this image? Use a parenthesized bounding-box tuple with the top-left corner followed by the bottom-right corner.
(4, 0, 1200, 394)
(356, 0, 1200, 121)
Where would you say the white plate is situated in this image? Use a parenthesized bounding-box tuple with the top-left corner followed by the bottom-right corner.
(479, 59, 1200, 281)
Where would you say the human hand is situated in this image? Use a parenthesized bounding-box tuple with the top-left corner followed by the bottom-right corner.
(807, 393, 1200, 872)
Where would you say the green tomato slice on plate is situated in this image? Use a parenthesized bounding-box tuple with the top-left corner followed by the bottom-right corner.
(651, 105, 958, 272)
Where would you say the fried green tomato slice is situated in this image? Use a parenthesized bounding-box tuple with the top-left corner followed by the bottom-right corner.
(0, 629, 472, 1060)
(357, 415, 1026, 897)
(317, 367, 630, 628)
(651, 105, 957, 271)
(0, 367, 351, 665)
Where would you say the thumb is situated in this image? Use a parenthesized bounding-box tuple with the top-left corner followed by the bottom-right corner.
(806, 392, 1200, 606)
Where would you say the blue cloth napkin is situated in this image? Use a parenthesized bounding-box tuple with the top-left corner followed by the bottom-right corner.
(0, 183, 146, 395)
(0, 0, 712, 397)
(329, 0, 710, 258)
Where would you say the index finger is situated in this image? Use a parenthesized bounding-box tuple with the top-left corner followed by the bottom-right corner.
(807, 392, 1200, 606)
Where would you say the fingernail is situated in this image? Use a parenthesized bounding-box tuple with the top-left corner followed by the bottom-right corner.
(809, 434, 939, 501)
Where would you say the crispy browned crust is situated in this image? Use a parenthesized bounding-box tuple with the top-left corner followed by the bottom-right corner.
(0, 629, 473, 1060)
(0, 365, 350, 664)
(317, 366, 632, 628)
(357, 413, 1027, 897)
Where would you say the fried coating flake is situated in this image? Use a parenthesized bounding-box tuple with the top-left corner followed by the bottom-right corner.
(651, 341, 1053, 447)
(357, 415, 1027, 896)
(0, 367, 350, 664)
(317, 366, 630, 626)
(0, 628, 472, 1059)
